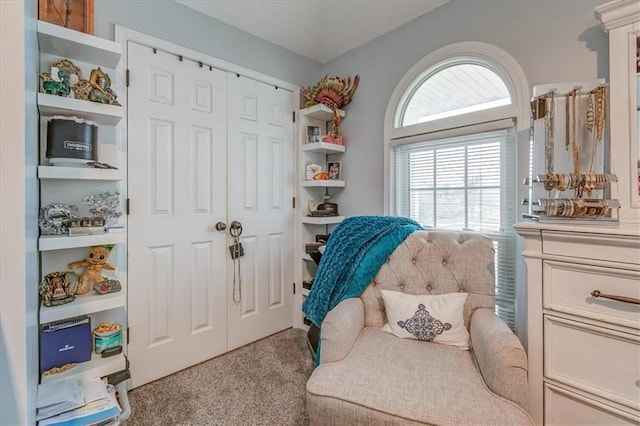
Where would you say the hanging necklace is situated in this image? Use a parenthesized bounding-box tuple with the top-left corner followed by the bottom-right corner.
(587, 85, 607, 172)
(544, 91, 556, 173)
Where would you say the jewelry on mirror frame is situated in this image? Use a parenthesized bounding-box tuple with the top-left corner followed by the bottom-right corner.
(544, 91, 556, 173)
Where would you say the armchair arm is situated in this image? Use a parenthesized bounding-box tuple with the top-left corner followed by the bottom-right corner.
(470, 307, 528, 410)
(319, 297, 365, 364)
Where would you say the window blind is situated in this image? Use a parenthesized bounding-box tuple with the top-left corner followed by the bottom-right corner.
(393, 128, 517, 330)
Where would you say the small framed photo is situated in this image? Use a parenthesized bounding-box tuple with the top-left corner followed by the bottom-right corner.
(327, 162, 341, 180)
(307, 126, 321, 144)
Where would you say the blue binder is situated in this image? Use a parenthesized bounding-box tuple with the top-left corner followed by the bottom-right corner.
(40, 315, 92, 374)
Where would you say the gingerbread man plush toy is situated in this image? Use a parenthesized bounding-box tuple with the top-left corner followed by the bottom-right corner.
(68, 245, 116, 295)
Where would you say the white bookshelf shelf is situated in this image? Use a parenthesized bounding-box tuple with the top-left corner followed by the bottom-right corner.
(301, 216, 345, 225)
(37, 20, 122, 68)
(301, 142, 346, 154)
(302, 180, 345, 188)
(38, 166, 123, 181)
(38, 93, 123, 125)
(39, 233, 126, 251)
(300, 104, 345, 120)
(40, 280, 126, 324)
(40, 352, 126, 385)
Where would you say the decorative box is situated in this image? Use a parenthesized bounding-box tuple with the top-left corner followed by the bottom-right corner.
(40, 315, 92, 374)
(46, 116, 98, 166)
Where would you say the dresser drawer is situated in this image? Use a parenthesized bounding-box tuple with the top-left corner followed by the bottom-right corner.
(545, 384, 639, 425)
(543, 261, 640, 329)
(544, 315, 640, 410)
(541, 230, 640, 264)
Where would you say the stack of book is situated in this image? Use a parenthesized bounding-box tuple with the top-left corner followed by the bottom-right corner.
(37, 378, 121, 425)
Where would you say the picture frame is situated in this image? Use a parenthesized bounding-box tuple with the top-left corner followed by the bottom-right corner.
(307, 126, 321, 144)
(39, 0, 94, 35)
(328, 162, 341, 180)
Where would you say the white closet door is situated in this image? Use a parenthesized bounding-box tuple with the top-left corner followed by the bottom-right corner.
(127, 42, 228, 387)
(226, 74, 294, 350)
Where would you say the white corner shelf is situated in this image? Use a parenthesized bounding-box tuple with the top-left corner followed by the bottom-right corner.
(38, 166, 123, 181)
(37, 20, 122, 68)
(38, 93, 123, 125)
(302, 180, 345, 188)
(301, 142, 346, 154)
(40, 352, 126, 385)
(39, 233, 126, 252)
(301, 216, 345, 225)
(300, 104, 345, 120)
(40, 280, 126, 324)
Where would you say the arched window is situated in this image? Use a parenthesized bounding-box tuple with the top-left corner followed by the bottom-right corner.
(384, 43, 529, 331)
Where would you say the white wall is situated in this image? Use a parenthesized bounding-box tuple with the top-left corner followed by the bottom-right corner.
(94, 0, 322, 88)
(322, 0, 608, 216)
(0, 1, 39, 424)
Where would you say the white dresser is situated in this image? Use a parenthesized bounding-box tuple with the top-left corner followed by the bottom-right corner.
(515, 222, 640, 425)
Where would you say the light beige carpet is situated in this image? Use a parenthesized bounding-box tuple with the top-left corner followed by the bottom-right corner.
(126, 328, 313, 425)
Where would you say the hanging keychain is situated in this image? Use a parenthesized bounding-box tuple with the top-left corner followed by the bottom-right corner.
(229, 221, 244, 304)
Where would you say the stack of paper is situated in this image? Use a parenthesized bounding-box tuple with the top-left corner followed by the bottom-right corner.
(37, 378, 121, 425)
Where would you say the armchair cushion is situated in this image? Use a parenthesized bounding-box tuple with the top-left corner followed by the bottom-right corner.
(307, 327, 532, 425)
(319, 297, 365, 364)
(470, 307, 528, 409)
(380, 290, 471, 348)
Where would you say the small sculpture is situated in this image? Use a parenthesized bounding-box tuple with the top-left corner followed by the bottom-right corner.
(39, 271, 79, 306)
(68, 245, 116, 295)
(88, 67, 120, 106)
(82, 190, 123, 226)
(40, 67, 71, 97)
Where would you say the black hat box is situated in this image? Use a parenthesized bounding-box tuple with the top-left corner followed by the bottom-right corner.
(46, 116, 98, 166)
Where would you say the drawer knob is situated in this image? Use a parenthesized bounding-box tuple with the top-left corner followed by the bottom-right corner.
(591, 290, 640, 306)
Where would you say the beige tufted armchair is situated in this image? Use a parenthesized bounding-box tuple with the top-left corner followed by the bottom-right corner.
(306, 230, 532, 425)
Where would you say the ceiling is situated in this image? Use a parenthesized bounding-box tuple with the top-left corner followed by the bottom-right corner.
(176, 0, 449, 63)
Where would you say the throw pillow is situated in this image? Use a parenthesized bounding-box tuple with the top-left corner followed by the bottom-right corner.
(380, 290, 471, 349)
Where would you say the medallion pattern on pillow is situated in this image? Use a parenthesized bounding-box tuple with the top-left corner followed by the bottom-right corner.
(398, 303, 452, 341)
(380, 290, 471, 349)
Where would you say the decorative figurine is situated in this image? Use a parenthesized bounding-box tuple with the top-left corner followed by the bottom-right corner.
(39, 271, 79, 306)
(68, 245, 116, 295)
(40, 67, 71, 97)
(88, 67, 120, 105)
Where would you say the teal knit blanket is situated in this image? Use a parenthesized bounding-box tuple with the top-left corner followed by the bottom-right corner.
(302, 215, 422, 328)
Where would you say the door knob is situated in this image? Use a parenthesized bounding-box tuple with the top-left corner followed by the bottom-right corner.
(215, 222, 227, 231)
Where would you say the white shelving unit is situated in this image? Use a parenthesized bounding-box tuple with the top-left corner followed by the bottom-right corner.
(37, 93, 123, 125)
(38, 165, 123, 181)
(302, 180, 346, 188)
(37, 20, 122, 68)
(295, 105, 347, 329)
(39, 233, 126, 251)
(36, 21, 128, 388)
(40, 352, 127, 385)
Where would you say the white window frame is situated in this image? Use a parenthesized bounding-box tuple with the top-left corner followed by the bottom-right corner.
(383, 42, 530, 337)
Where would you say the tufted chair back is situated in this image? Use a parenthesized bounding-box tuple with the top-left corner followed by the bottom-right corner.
(360, 230, 496, 329)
